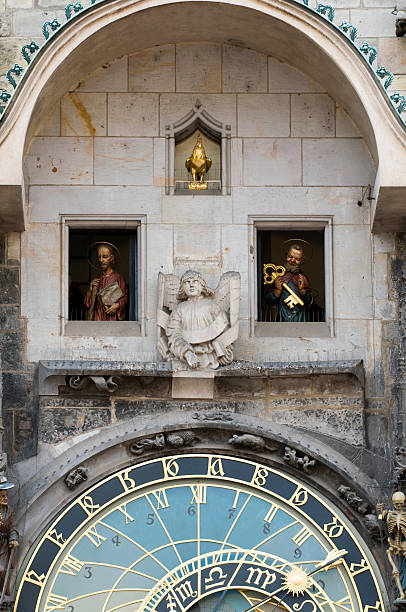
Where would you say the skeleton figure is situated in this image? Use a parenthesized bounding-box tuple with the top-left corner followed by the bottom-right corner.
(157, 270, 240, 370)
(377, 492, 406, 599)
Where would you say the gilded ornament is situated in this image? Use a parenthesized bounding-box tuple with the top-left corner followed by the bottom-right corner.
(185, 133, 212, 190)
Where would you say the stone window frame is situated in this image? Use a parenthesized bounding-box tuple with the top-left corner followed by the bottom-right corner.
(165, 99, 231, 196)
(61, 215, 146, 337)
(248, 215, 334, 338)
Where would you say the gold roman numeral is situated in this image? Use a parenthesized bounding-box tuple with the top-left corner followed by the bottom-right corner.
(60, 554, 84, 576)
(190, 485, 207, 504)
(292, 526, 311, 547)
(151, 488, 170, 509)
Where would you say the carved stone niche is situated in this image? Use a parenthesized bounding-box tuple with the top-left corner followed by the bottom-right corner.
(165, 99, 231, 196)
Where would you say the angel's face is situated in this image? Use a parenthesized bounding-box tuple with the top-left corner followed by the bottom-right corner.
(183, 277, 204, 297)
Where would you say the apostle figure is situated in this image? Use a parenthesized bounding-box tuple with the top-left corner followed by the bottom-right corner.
(266, 243, 312, 322)
(84, 242, 128, 321)
(157, 270, 240, 370)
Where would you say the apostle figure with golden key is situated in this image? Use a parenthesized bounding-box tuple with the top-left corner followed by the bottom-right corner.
(377, 492, 406, 600)
(264, 242, 312, 322)
(185, 133, 212, 190)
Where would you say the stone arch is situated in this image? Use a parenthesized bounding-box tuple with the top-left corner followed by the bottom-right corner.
(0, 0, 405, 230)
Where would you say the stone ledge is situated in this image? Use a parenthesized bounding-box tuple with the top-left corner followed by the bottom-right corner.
(39, 358, 364, 395)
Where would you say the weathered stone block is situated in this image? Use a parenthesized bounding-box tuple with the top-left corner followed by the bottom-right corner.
(0, 268, 19, 303)
(0, 330, 24, 369)
(243, 139, 302, 186)
(174, 225, 221, 261)
(107, 93, 159, 136)
(223, 45, 267, 92)
(13, 9, 64, 36)
(12, 408, 37, 460)
(25, 137, 93, 185)
(335, 106, 361, 138)
(215, 377, 267, 398)
(291, 94, 335, 137)
(129, 45, 175, 92)
(379, 38, 406, 75)
(37, 103, 61, 137)
(76, 57, 128, 92)
(237, 94, 290, 137)
(94, 137, 153, 185)
(6, 0, 32, 8)
(267, 403, 364, 444)
(334, 225, 373, 319)
(0, 37, 26, 78)
(268, 58, 324, 93)
(21, 223, 59, 319)
(0, 234, 4, 264)
(116, 377, 171, 397)
(0, 306, 22, 329)
(303, 139, 374, 186)
(0, 13, 11, 37)
(39, 406, 111, 443)
(350, 9, 394, 38)
(6, 232, 20, 265)
(61, 92, 106, 136)
(162, 196, 232, 224)
(176, 43, 221, 92)
(29, 185, 161, 222)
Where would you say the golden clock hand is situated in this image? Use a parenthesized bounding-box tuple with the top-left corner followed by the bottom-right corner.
(241, 550, 349, 612)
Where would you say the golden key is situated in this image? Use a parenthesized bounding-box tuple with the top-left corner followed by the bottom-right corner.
(283, 283, 304, 309)
(263, 263, 286, 285)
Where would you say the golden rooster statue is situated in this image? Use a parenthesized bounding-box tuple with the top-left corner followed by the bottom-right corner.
(185, 133, 212, 190)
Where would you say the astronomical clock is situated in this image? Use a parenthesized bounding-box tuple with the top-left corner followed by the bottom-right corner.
(14, 454, 386, 612)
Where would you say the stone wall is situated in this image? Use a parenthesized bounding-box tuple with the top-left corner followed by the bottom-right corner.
(0, 233, 37, 462)
(21, 44, 381, 370)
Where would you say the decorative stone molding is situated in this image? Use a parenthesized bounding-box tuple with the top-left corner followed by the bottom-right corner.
(64, 465, 88, 489)
(38, 359, 364, 395)
(283, 446, 316, 473)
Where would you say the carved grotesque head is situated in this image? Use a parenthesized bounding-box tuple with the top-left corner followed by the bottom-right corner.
(178, 270, 214, 300)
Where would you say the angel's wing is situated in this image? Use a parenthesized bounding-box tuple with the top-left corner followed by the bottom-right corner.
(157, 273, 181, 360)
(214, 271, 241, 327)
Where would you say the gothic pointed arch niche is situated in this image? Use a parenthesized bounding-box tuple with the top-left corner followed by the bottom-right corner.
(165, 99, 231, 196)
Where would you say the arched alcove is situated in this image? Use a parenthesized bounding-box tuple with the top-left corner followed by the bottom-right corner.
(1, 0, 406, 230)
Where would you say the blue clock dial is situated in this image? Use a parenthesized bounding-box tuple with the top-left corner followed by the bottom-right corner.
(14, 455, 387, 612)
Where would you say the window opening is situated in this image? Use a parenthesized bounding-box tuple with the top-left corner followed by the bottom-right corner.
(257, 229, 325, 323)
(69, 228, 137, 321)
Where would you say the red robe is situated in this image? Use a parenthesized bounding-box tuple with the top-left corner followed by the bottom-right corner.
(84, 271, 128, 321)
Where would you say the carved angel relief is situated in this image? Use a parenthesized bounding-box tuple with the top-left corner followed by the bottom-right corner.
(157, 270, 240, 370)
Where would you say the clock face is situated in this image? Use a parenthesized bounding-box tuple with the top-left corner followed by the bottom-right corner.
(15, 454, 386, 612)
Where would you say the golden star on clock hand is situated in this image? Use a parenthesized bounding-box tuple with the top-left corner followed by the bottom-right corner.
(241, 549, 349, 612)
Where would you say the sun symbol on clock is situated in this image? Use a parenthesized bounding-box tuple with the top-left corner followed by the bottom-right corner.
(282, 567, 311, 595)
